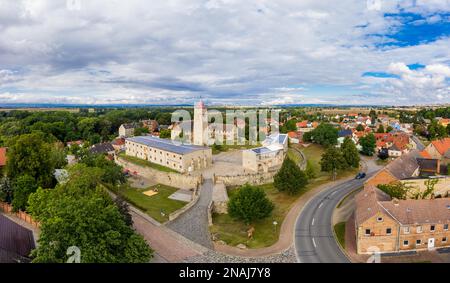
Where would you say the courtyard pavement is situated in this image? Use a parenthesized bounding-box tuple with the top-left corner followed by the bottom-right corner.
(166, 178, 214, 249)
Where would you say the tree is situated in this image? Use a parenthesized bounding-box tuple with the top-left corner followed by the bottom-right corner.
(134, 127, 149, 136)
(0, 176, 13, 203)
(159, 129, 171, 139)
(378, 148, 389, 160)
(11, 175, 38, 212)
(341, 137, 360, 168)
(386, 126, 393, 133)
(228, 184, 274, 224)
(359, 133, 376, 156)
(308, 123, 338, 146)
(376, 125, 385, 133)
(114, 195, 133, 227)
(274, 157, 308, 195)
(377, 182, 409, 200)
(6, 133, 55, 188)
(356, 124, 365, 132)
(320, 146, 347, 180)
(27, 173, 152, 263)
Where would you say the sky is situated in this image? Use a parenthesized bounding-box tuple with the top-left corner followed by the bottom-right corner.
(0, 0, 449, 106)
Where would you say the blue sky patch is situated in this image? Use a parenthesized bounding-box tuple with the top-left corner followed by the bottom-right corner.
(370, 12, 450, 47)
(362, 72, 400, 79)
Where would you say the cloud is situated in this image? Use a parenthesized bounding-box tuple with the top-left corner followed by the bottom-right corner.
(0, 0, 448, 105)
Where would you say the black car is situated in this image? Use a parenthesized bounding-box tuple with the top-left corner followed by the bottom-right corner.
(355, 172, 366, 179)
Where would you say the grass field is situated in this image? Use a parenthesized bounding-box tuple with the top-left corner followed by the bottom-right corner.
(210, 144, 359, 249)
(210, 183, 302, 248)
(118, 183, 186, 223)
(118, 152, 178, 173)
(334, 222, 346, 249)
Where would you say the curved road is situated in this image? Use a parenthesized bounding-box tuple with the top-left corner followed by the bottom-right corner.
(294, 172, 376, 263)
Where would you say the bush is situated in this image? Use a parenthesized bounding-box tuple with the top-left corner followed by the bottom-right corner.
(228, 184, 274, 224)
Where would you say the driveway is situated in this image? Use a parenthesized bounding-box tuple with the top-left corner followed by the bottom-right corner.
(166, 178, 214, 249)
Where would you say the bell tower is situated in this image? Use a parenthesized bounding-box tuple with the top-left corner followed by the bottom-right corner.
(193, 100, 207, 145)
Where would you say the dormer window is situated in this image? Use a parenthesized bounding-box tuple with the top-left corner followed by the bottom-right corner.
(377, 217, 383, 222)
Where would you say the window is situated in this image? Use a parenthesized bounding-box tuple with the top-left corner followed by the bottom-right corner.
(442, 237, 447, 243)
(416, 239, 422, 245)
(404, 227, 410, 234)
(377, 217, 383, 222)
(386, 228, 392, 235)
(365, 229, 371, 236)
(417, 226, 423, 233)
(445, 224, 449, 231)
(403, 240, 409, 246)
(431, 225, 436, 232)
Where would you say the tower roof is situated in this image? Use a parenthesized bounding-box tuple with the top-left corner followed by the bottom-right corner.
(196, 100, 206, 109)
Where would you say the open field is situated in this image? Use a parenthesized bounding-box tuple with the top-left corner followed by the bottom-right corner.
(210, 144, 358, 248)
(118, 183, 186, 223)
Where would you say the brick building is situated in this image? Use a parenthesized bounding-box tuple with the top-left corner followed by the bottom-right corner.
(355, 186, 450, 254)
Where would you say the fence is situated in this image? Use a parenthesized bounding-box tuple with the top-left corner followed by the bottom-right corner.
(0, 201, 40, 228)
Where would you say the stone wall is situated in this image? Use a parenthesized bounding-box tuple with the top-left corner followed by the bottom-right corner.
(214, 170, 278, 186)
(115, 156, 201, 189)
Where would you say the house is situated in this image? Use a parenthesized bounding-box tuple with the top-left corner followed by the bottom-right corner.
(242, 134, 288, 173)
(111, 137, 126, 151)
(424, 138, 450, 164)
(119, 123, 136, 138)
(296, 120, 309, 130)
(142, 120, 159, 133)
(125, 136, 212, 173)
(337, 129, 353, 147)
(287, 131, 301, 144)
(365, 150, 421, 187)
(410, 135, 426, 151)
(0, 214, 35, 263)
(355, 185, 450, 254)
(438, 118, 450, 128)
(66, 140, 84, 148)
(0, 147, 7, 169)
(89, 143, 115, 155)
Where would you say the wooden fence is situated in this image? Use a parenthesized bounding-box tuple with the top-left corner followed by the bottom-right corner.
(0, 201, 40, 228)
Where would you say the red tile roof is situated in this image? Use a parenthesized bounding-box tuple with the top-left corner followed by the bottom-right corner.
(0, 147, 6, 167)
(420, 150, 432, 159)
(431, 138, 450, 155)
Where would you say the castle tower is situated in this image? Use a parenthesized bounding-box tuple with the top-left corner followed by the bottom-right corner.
(193, 100, 208, 146)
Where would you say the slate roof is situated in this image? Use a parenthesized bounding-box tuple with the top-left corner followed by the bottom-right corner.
(410, 135, 425, 151)
(355, 186, 392, 227)
(127, 136, 209, 155)
(121, 123, 136, 129)
(384, 149, 420, 179)
(89, 143, 115, 154)
(338, 129, 353, 138)
(0, 214, 35, 263)
(417, 158, 439, 172)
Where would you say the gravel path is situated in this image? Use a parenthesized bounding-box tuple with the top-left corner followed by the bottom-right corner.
(167, 178, 214, 249)
(184, 246, 298, 263)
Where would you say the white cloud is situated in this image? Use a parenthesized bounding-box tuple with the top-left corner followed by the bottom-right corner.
(0, 0, 448, 105)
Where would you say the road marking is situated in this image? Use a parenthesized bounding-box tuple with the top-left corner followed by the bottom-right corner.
(312, 238, 317, 248)
(330, 191, 337, 196)
(318, 202, 324, 208)
(311, 218, 315, 226)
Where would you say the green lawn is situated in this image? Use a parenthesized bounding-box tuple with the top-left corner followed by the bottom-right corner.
(118, 152, 178, 173)
(210, 183, 302, 248)
(334, 222, 346, 249)
(210, 144, 359, 249)
(118, 183, 186, 223)
(287, 147, 302, 164)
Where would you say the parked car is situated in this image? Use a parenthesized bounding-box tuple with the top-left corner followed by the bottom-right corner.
(355, 172, 366, 179)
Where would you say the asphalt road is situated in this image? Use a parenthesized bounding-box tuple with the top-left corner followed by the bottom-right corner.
(294, 174, 375, 263)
